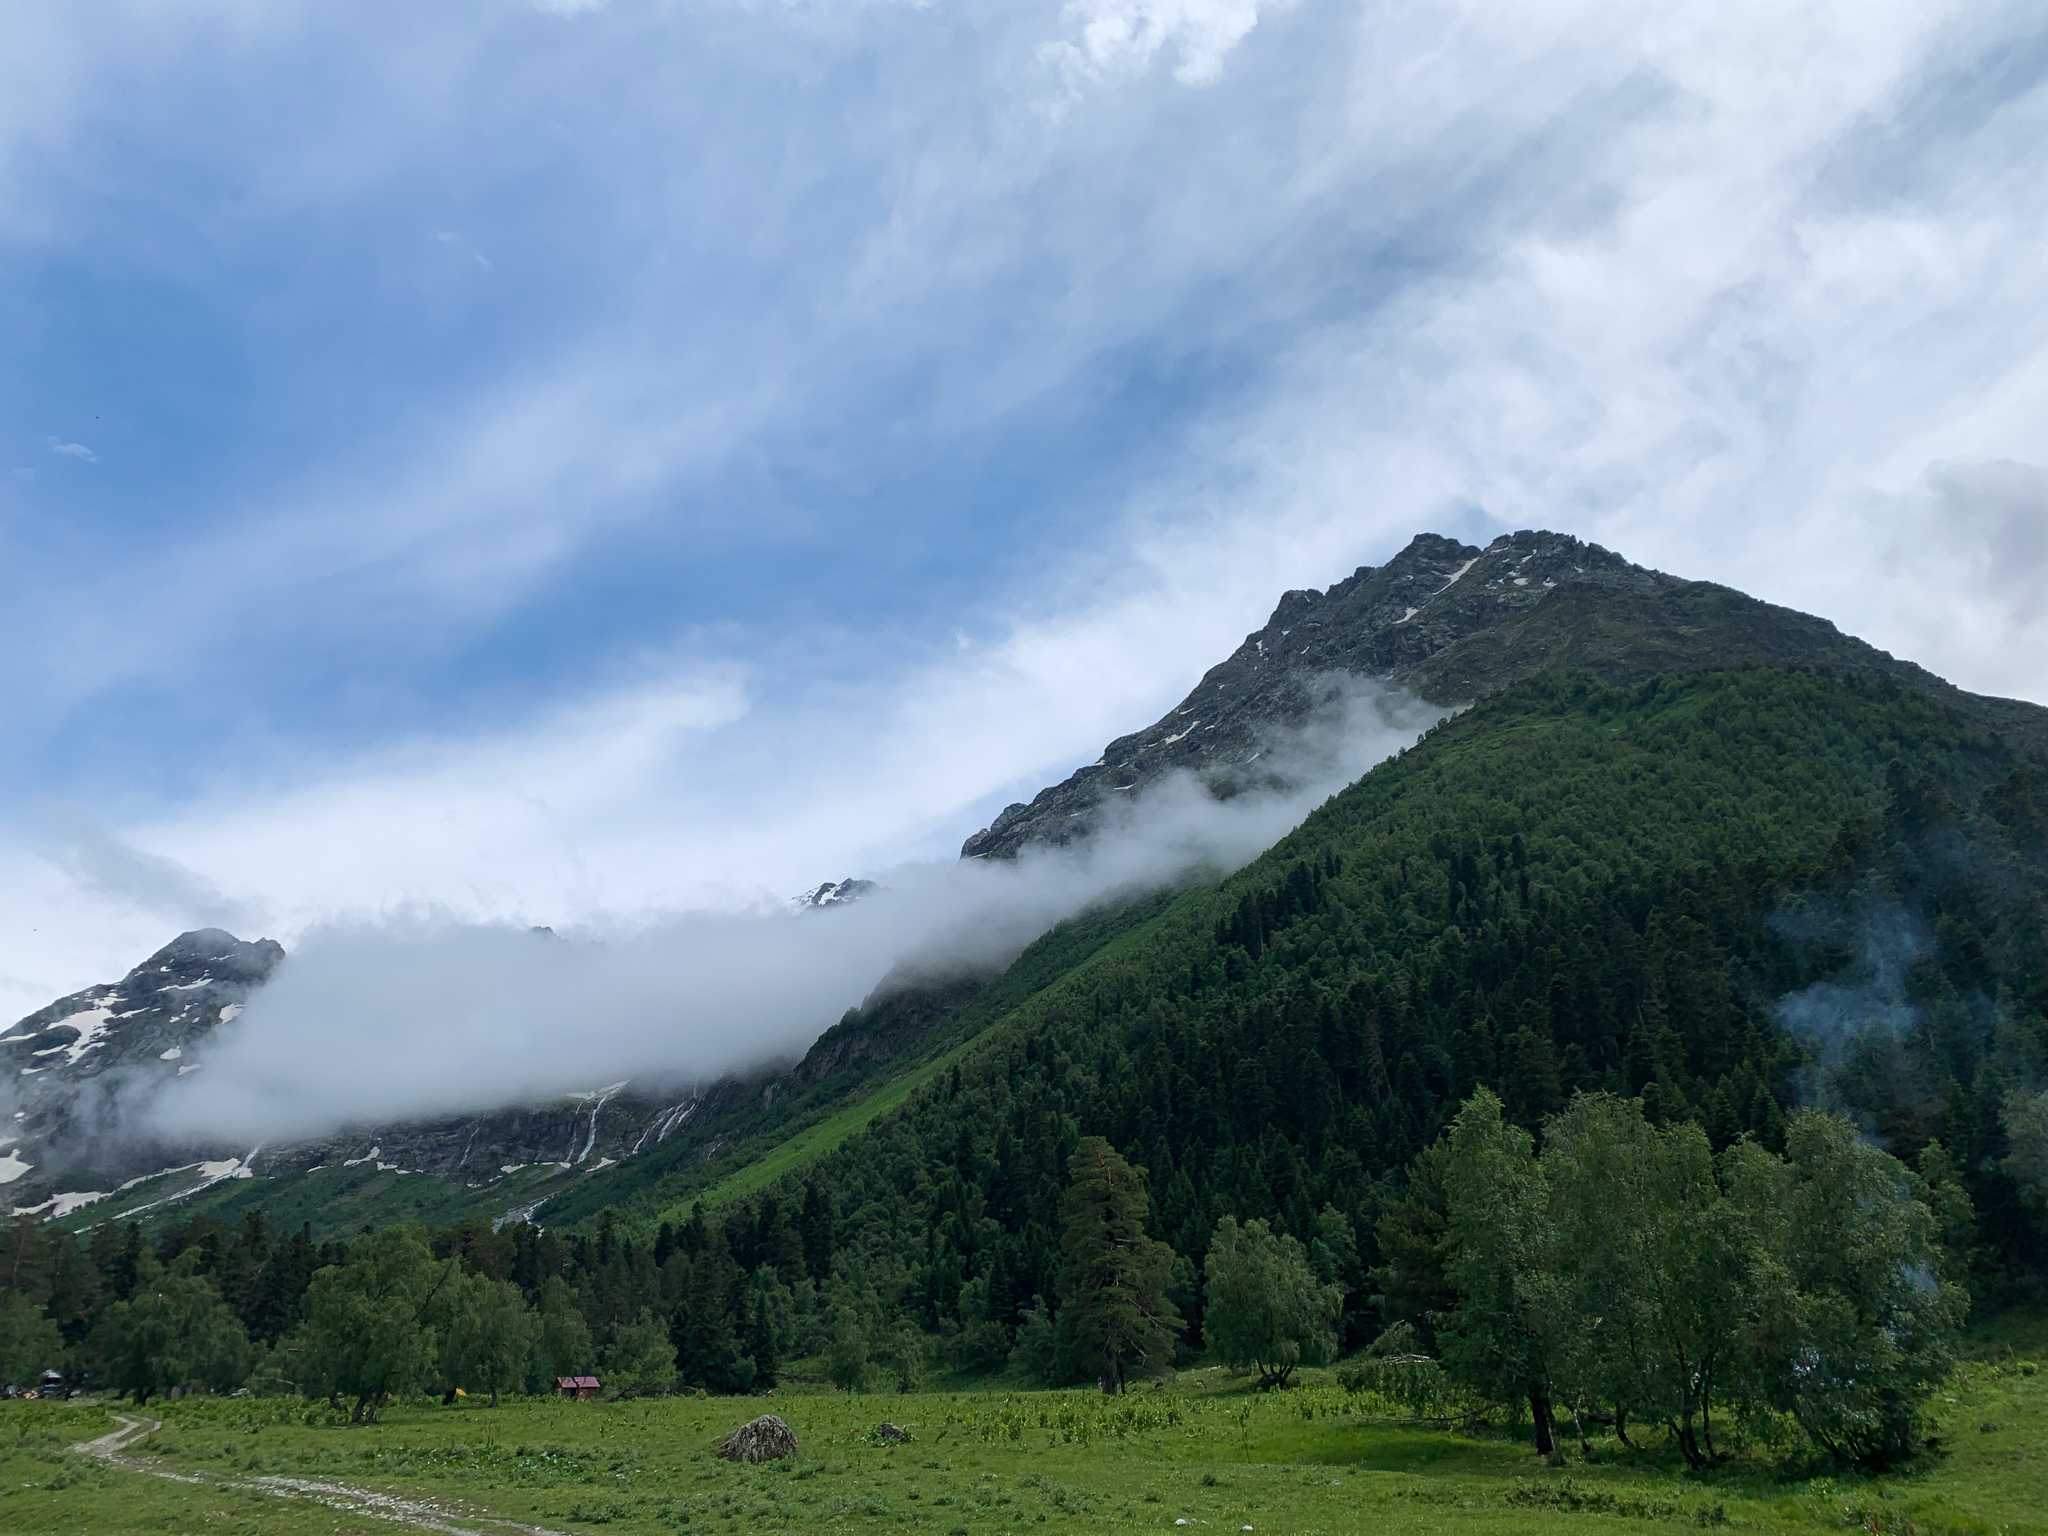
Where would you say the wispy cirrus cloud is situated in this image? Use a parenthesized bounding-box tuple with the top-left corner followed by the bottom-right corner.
(0, 0, 2041, 1047)
(1045, 0, 1281, 88)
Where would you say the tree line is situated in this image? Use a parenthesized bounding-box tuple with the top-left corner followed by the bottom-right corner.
(1377, 1090, 1967, 1467)
(636, 669, 2044, 1407)
(2, 666, 2040, 1473)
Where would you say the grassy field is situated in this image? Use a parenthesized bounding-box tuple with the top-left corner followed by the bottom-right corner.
(5, 1322, 2042, 1536)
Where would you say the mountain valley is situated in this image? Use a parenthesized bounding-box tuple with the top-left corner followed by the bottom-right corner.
(7, 529, 2046, 1320)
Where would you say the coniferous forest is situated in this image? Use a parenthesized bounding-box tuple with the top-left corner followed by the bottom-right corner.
(8, 664, 2048, 1471)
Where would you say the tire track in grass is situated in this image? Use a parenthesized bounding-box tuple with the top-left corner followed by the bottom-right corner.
(74, 1411, 569, 1536)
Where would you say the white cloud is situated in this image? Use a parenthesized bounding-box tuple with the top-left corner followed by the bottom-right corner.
(46, 440, 96, 461)
(1, 0, 2045, 1056)
(1046, 0, 1278, 88)
(1853, 459, 2048, 703)
(135, 670, 753, 936)
(150, 680, 1439, 1139)
(48, 806, 262, 934)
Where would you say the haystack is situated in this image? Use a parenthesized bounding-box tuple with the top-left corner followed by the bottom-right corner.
(715, 1414, 800, 1463)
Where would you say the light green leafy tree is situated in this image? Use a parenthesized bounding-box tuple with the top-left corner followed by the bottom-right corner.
(1202, 1215, 1342, 1390)
(824, 1305, 872, 1394)
(1542, 1094, 1758, 1467)
(1732, 1110, 1966, 1467)
(295, 1228, 446, 1423)
(880, 1319, 931, 1393)
(1007, 1295, 1069, 1387)
(91, 1252, 250, 1405)
(1437, 1088, 1569, 1457)
(601, 1311, 678, 1397)
(528, 1276, 596, 1392)
(1056, 1137, 1182, 1395)
(435, 1269, 539, 1406)
(0, 1291, 65, 1391)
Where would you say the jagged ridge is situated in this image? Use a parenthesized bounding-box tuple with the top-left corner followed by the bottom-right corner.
(962, 530, 2048, 859)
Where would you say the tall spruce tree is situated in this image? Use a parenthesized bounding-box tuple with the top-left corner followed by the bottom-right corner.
(1055, 1137, 1181, 1394)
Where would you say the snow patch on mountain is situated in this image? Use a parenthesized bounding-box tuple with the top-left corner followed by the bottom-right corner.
(790, 878, 879, 913)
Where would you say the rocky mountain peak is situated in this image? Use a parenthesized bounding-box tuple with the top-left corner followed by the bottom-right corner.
(790, 878, 879, 913)
(959, 527, 2041, 861)
(1, 927, 287, 1212)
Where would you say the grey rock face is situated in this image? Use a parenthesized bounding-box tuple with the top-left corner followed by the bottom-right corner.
(961, 529, 2048, 860)
(0, 929, 284, 1205)
(245, 1081, 711, 1185)
(789, 879, 879, 912)
(959, 531, 1634, 857)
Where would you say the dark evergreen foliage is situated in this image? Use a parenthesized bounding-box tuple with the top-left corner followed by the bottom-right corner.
(5, 662, 2046, 1412)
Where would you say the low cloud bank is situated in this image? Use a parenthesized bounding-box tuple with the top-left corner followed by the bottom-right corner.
(148, 679, 1443, 1143)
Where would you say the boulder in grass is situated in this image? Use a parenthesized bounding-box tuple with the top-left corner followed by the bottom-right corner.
(715, 1414, 800, 1463)
(876, 1422, 908, 1443)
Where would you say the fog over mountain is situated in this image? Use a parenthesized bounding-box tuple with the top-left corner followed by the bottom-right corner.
(144, 677, 1440, 1143)
(2, 2, 2042, 1027)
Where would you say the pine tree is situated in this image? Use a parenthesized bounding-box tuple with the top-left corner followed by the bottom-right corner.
(1055, 1137, 1181, 1394)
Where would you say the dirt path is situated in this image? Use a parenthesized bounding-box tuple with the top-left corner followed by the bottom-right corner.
(72, 1411, 567, 1536)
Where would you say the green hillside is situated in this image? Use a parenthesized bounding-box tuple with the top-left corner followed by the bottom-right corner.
(71, 881, 1193, 1243)
(13, 659, 2047, 1444)
(696, 663, 2048, 1355)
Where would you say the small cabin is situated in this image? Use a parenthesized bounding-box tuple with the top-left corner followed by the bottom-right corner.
(555, 1375, 601, 1400)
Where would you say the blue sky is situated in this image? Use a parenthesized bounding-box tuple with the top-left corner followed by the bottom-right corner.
(3, 0, 2046, 1014)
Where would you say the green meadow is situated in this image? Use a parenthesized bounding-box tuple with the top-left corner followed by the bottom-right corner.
(6, 1318, 2042, 1536)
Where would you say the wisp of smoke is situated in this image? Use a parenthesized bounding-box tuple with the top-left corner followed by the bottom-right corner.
(1772, 898, 1930, 1121)
(148, 679, 1444, 1142)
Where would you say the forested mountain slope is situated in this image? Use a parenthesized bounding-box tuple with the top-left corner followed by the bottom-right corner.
(689, 665, 2048, 1370)
(24, 531, 2048, 1281)
(13, 617, 2048, 1418)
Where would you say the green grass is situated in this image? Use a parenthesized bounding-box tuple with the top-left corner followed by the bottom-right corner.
(12, 1335, 2045, 1536)
(654, 887, 1193, 1227)
(65, 1156, 584, 1241)
(671, 1032, 989, 1219)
